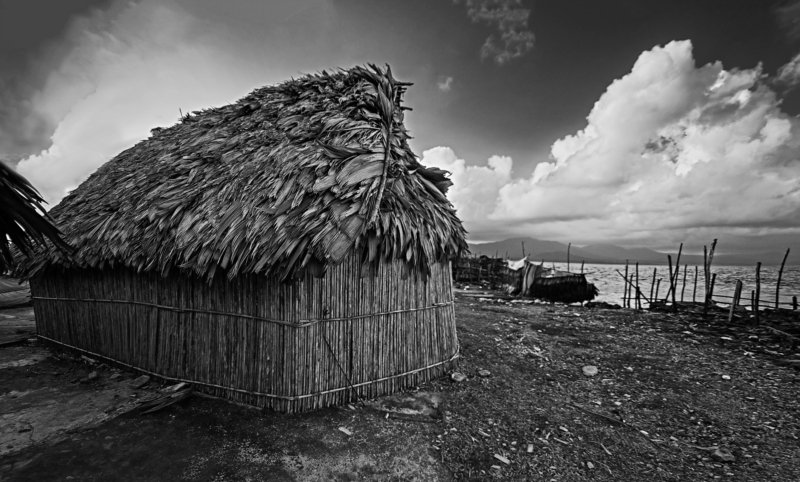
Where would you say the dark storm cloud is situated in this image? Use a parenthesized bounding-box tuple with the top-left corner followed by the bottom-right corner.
(455, 0, 534, 65)
(775, 0, 800, 43)
(0, 0, 115, 163)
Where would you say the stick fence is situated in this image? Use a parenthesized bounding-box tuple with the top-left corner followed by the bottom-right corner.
(31, 256, 459, 412)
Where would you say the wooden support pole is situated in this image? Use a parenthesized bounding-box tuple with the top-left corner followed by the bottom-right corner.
(793, 296, 798, 311)
(673, 243, 683, 290)
(755, 262, 761, 325)
(704, 273, 716, 316)
(703, 245, 708, 301)
(776, 248, 790, 310)
(580, 260, 584, 274)
(521, 241, 526, 258)
(567, 243, 571, 272)
(708, 239, 717, 271)
(655, 278, 662, 302)
(650, 268, 657, 306)
(623, 260, 629, 308)
(681, 264, 688, 303)
(635, 262, 640, 310)
(751, 290, 756, 323)
(616, 269, 649, 305)
(667, 255, 674, 305)
(692, 266, 698, 303)
(728, 279, 743, 323)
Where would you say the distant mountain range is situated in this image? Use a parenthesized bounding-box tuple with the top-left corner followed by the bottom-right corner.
(466, 237, 791, 266)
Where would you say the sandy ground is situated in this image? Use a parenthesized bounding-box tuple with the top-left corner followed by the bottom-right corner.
(1, 296, 799, 481)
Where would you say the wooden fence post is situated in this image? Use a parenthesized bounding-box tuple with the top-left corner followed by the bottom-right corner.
(673, 243, 683, 292)
(776, 248, 790, 310)
(703, 246, 708, 302)
(681, 264, 688, 303)
(655, 278, 662, 302)
(567, 243, 571, 272)
(666, 255, 673, 302)
(692, 266, 698, 303)
(635, 262, 641, 310)
(623, 260, 629, 308)
(728, 279, 742, 323)
(650, 268, 657, 307)
(755, 262, 761, 324)
(704, 273, 716, 316)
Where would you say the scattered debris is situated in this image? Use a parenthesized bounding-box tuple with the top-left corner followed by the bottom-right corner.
(129, 375, 150, 389)
(80, 355, 97, 365)
(80, 371, 99, 383)
(494, 454, 510, 465)
(338, 427, 352, 436)
(134, 388, 192, 414)
(477, 369, 491, 377)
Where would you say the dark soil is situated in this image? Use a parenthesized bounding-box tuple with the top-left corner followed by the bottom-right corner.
(2, 294, 799, 481)
(426, 294, 800, 480)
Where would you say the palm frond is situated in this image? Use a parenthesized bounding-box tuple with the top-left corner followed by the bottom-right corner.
(0, 161, 70, 272)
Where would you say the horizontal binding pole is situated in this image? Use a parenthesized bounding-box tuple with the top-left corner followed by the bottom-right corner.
(31, 296, 453, 327)
(37, 334, 460, 402)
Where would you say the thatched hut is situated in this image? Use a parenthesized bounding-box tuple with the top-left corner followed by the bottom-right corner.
(23, 65, 467, 412)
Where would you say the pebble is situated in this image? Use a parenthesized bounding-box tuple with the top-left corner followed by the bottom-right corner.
(478, 369, 491, 377)
(712, 448, 736, 463)
(450, 372, 467, 382)
(582, 365, 599, 377)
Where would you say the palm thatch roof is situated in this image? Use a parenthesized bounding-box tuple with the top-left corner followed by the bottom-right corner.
(24, 65, 466, 281)
(1, 161, 70, 273)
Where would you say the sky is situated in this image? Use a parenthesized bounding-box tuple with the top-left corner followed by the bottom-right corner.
(2, 0, 800, 256)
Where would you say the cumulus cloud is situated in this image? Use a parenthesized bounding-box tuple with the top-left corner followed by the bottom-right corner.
(437, 76, 454, 92)
(456, 0, 534, 65)
(424, 40, 800, 247)
(15, 0, 335, 204)
(422, 146, 513, 221)
(776, 51, 800, 89)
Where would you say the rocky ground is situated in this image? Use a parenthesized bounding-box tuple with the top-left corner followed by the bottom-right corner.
(1, 292, 799, 481)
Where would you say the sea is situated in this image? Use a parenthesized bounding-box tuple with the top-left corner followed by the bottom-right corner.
(544, 262, 800, 308)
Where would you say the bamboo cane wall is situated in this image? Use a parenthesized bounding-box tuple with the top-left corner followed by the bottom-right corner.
(30, 256, 458, 412)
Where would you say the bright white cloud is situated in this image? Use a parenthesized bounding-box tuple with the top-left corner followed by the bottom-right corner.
(422, 146, 512, 222)
(16, 0, 336, 205)
(424, 40, 800, 246)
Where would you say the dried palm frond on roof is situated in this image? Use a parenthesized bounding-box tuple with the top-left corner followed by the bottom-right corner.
(22, 64, 467, 281)
(0, 161, 70, 273)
